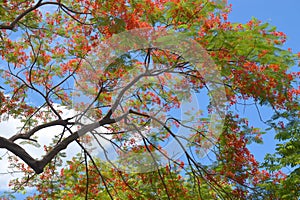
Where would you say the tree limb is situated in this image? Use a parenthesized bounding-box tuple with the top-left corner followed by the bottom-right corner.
(0, 114, 116, 174)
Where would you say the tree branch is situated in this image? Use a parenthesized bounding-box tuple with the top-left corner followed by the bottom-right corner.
(0, 113, 117, 174)
(0, 1, 92, 30)
(0, 0, 43, 30)
(9, 119, 73, 142)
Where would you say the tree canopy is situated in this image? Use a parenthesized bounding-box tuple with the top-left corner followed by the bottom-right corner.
(0, 0, 299, 199)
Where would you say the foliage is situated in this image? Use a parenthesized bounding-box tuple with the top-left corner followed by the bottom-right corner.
(0, 0, 299, 199)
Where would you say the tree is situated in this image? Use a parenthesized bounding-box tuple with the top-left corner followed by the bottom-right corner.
(0, 0, 299, 199)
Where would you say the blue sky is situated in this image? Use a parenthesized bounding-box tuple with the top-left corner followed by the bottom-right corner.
(228, 0, 300, 162)
(228, 0, 300, 52)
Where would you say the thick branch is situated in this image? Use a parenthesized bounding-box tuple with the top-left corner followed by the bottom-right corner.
(1, 114, 116, 174)
(0, 136, 43, 173)
(9, 119, 72, 142)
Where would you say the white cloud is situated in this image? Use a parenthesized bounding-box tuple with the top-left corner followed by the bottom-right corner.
(0, 117, 23, 190)
(0, 106, 86, 190)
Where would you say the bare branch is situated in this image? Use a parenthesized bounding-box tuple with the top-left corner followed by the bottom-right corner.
(9, 119, 73, 142)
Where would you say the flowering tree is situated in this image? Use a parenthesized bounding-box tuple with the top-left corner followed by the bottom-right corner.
(0, 0, 299, 199)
